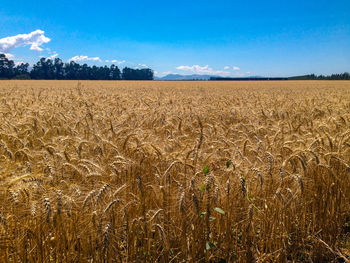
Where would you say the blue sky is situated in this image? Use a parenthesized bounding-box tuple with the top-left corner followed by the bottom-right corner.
(0, 0, 349, 77)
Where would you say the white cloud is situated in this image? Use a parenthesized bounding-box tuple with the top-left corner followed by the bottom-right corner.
(14, 61, 25, 66)
(224, 66, 230, 70)
(233, 66, 240, 70)
(47, 53, 58, 60)
(4, 53, 14, 59)
(0, 30, 50, 53)
(69, 55, 101, 62)
(105, 59, 125, 65)
(176, 64, 230, 76)
(160, 71, 172, 77)
(112, 59, 125, 64)
(138, 63, 147, 68)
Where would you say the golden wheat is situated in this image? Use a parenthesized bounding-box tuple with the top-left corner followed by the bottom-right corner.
(0, 80, 349, 262)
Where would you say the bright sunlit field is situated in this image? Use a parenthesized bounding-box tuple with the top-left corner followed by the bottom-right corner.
(0, 80, 349, 262)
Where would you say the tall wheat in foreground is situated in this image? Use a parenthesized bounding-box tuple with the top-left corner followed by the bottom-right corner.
(0, 80, 349, 262)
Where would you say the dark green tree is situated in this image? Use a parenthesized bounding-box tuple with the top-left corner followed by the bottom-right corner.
(1, 54, 154, 80)
(110, 64, 121, 80)
(64, 61, 80, 80)
(122, 67, 153, 80)
(13, 63, 30, 79)
(0, 54, 15, 79)
(30, 58, 55, 79)
(54, 58, 65, 79)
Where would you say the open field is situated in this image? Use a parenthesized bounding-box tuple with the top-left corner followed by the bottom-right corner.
(0, 80, 349, 262)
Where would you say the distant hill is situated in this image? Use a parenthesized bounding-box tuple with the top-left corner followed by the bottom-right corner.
(210, 76, 288, 81)
(154, 74, 272, 81)
(155, 74, 217, 81)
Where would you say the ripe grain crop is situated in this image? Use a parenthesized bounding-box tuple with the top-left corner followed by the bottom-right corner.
(0, 80, 349, 262)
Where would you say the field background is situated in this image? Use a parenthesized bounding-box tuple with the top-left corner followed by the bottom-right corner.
(0, 80, 349, 262)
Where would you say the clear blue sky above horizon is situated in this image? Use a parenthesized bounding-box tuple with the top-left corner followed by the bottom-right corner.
(1, 0, 349, 77)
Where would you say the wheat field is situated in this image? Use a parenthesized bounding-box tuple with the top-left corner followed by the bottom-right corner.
(0, 80, 349, 262)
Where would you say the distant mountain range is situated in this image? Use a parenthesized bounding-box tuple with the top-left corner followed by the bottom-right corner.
(155, 74, 264, 80)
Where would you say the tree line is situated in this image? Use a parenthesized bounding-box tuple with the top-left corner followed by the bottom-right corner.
(0, 54, 153, 80)
(288, 73, 350, 80)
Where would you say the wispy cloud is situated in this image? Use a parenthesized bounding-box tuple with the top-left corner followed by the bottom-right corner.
(233, 66, 240, 70)
(224, 66, 230, 70)
(138, 63, 148, 68)
(47, 52, 58, 60)
(69, 55, 101, 62)
(14, 61, 26, 66)
(160, 71, 172, 76)
(176, 64, 230, 76)
(0, 30, 50, 53)
(105, 59, 125, 65)
(4, 53, 14, 59)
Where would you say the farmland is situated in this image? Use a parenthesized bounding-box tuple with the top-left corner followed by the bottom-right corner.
(0, 80, 349, 262)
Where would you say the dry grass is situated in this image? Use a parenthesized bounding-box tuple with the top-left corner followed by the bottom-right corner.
(0, 80, 349, 262)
